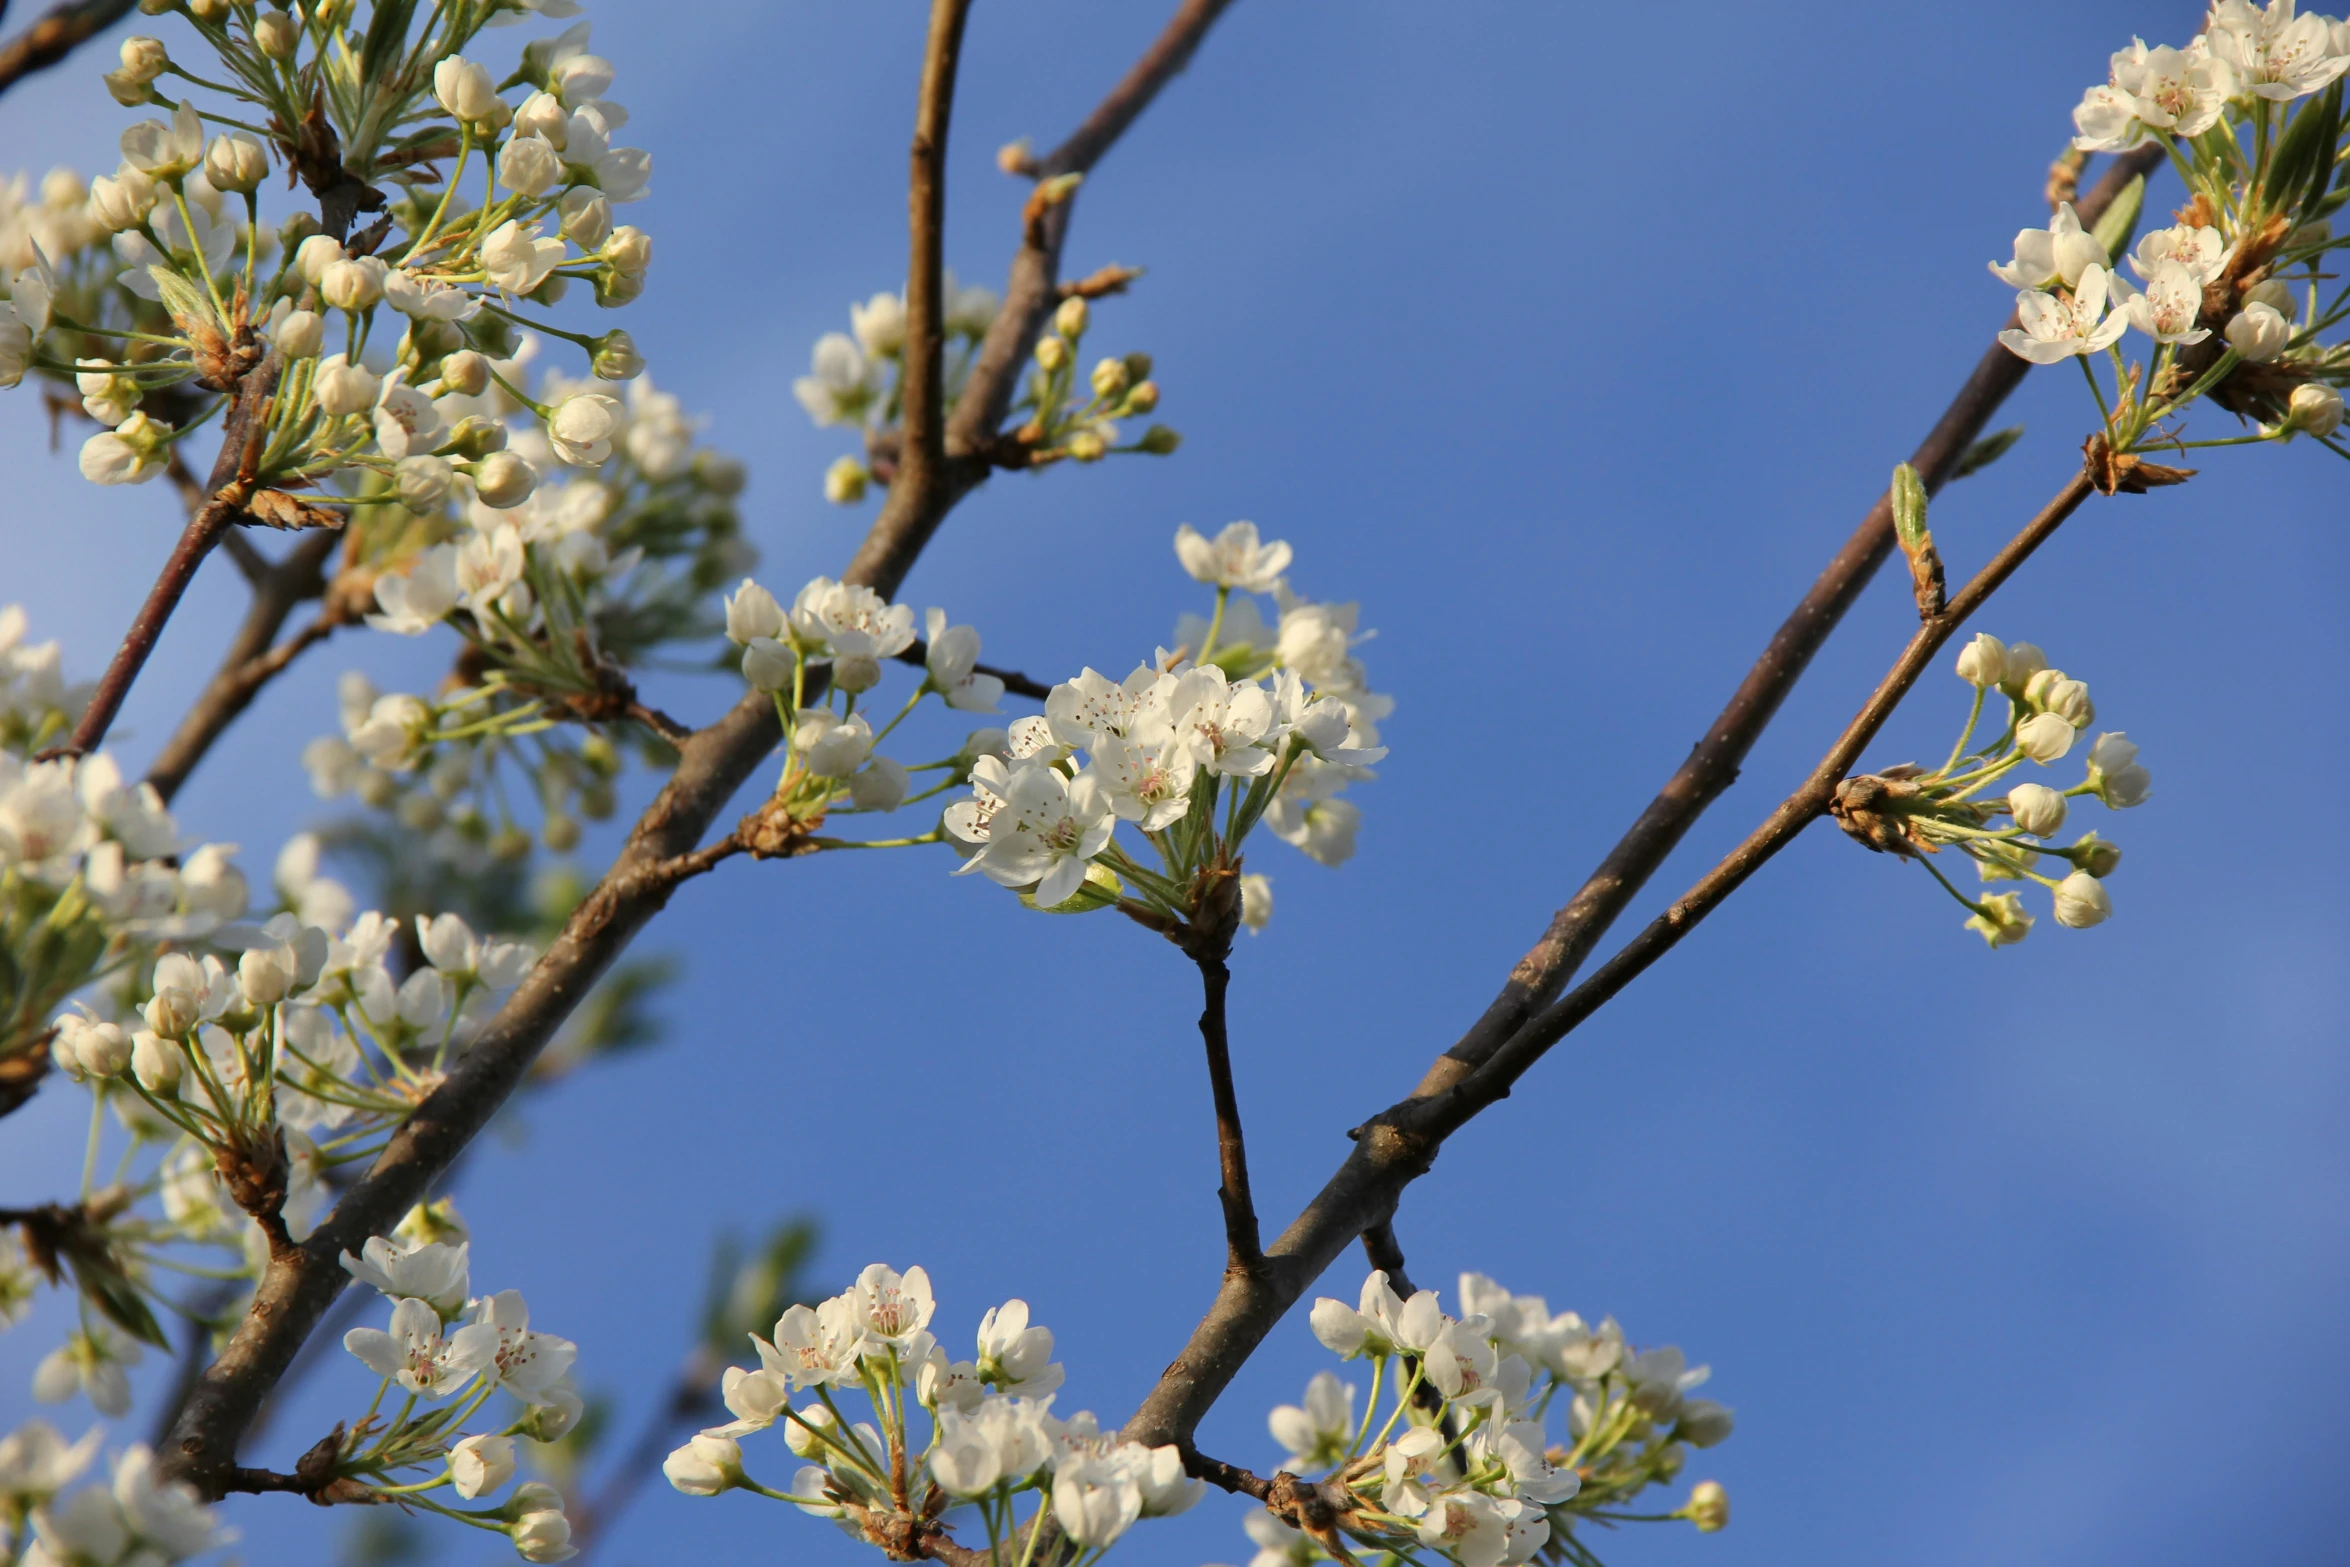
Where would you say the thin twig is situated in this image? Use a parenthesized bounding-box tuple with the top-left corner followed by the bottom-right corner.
(1194, 953, 1263, 1271)
(1359, 1218, 1416, 1297)
(60, 352, 282, 761)
(1117, 471, 2103, 1454)
(1407, 143, 2163, 1103)
(0, 0, 132, 97)
(890, 639, 1052, 701)
(1181, 1446, 1274, 1499)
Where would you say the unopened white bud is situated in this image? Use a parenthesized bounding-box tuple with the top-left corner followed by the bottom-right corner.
(741, 637, 793, 692)
(2287, 382, 2343, 437)
(1954, 632, 2007, 688)
(2051, 870, 2111, 928)
(558, 187, 611, 249)
(832, 654, 881, 694)
(2027, 671, 2093, 728)
(432, 57, 503, 125)
(295, 234, 346, 285)
(2006, 783, 2067, 837)
(438, 348, 489, 396)
(321, 256, 384, 312)
(1065, 429, 1106, 462)
(276, 308, 325, 358)
(515, 90, 569, 148)
(131, 1030, 181, 1093)
(397, 454, 456, 511)
(1089, 357, 1129, 398)
(823, 456, 868, 504)
(1687, 1480, 1729, 1533)
(1999, 642, 2048, 694)
(252, 11, 298, 57)
(2242, 279, 2295, 315)
(499, 135, 563, 198)
(603, 225, 651, 275)
(204, 133, 268, 194)
(471, 451, 537, 509)
(848, 755, 909, 812)
(88, 170, 159, 232)
(591, 329, 643, 380)
(314, 358, 380, 418)
(2225, 302, 2291, 362)
(2072, 833, 2123, 877)
(118, 36, 168, 82)
(2016, 712, 2075, 763)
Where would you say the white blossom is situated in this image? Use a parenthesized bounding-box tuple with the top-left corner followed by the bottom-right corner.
(1988, 202, 2106, 290)
(1998, 265, 2130, 364)
(1174, 521, 1292, 594)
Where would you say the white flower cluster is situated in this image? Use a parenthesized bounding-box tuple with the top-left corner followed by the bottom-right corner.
(668, 1263, 1204, 1559)
(337, 1230, 585, 1562)
(1226, 1270, 1731, 1566)
(939, 523, 1387, 931)
(1833, 635, 2151, 947)
(2001, 5, 2350, 447)
(0, 5, 658, 513)
(0, 1422, 231, 1567)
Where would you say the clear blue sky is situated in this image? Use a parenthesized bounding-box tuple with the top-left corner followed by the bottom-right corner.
(4, 2, 2345, 1565)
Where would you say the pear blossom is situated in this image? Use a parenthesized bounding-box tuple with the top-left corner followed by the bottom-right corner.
(2108, 37, 2235, 137)
(793, 333, 876, 426)
(1988, 202, 2107, 290)
(2226, 301, 2292, 361)
(344, 1296, 499, 1395)
(119, 101, 203, 179)
(33, 1328, 138, 1416)
(923, 608, 1004, 711)
(848, 1263, 937, 1349)
(975, 1298, 1063, 1395)
(548, 391, 622, 465)
(0, 1420, 102, 1512)
(1053, 1454, 1143, 1548)
(2053, 869, 2113, 927)
(761, 1296, 864, 1390)
(2129, 222, 2226, 288)
(789, 577, 915, 658)
(340, 1234, 471, 1315)
(2007, 783, 2068, 837)
(2087, 731, 2152, 807)
(1269, 1370, 1355, 1469)
(368, 545, 461, 634)
(482, 219, 567, 295)
(1998, 265, 2130, 364)
(1175, 521, 1293, 594)
(850, 290, 905, 356)
(451, 1433, 516, 1499)
(2114, 259, 2210, 345)
(663, 1432, 744, 1496)
(2208, 0, 2349, 99)
(955, 761, 1114, 907)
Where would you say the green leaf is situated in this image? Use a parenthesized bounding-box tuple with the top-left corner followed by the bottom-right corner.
(1889, 462, 1930, 551)
(1951, 426, 2025, 480)
(2266, 81, 2342, 217)
(2090, 174, 2146, 263)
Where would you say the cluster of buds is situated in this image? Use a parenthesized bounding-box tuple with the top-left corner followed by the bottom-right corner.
(330, 1220, 587, 1561)
(667, 1262, 1205, 1561)
(0, 5, 659, 526)
(2001, 7, 2350, 482)
(1833, 634, 2150, 947)
(1229, 1270, 1731, 1567)
(1011, 294, 1178, 465)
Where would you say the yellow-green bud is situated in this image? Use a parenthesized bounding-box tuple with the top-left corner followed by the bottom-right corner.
(580, 733, 619, 776)
(491, 826, 533, 862)
(1064, 429, 1107, 463)
(1137, 424, 1181, 455)
(439, 348, 490, 397)
(579, 780, 616, 821)
(823, 456, 869, 504)
(118, 36, 168, 82)
(1054, 296, 1089, 339)
(1687, 1480, 1729, 1532)
(1122, 379, 1159, 414)
(253, 11, 299, 57)
(542, 813, 582, 852)
(1033, 336, 1069, 372)
(1089, 357, 1129, 398)
(442, 414, 507, 460)
(1121, 351, 1153, 382)
(591, 329, 644, 381)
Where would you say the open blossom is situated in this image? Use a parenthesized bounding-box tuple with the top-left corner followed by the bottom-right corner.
(1998, 264, 2129, 364)
(469, 1290, 579, 1402)
(793, 332, 875, 425)
(975, 1299, 1063, 1395)
(2129, 222, 2226, 289)
(2114, 260, 2210, 345)
(924, 608, 1004, 712)
(2208, 0, 2349, 99)
(343, 1296, 499, 1396)
(482, 218, 567, 295)
(1269, 1369, 1355, 1469)
(368, 545, 461, 634)
(1988, 202, 2106, 290)
(2111, 37, 2234, 136)
(1174, 520, 1293, 594)
(341, 1234, 471, 1315)
(954, 761, 1114, 907)
(789, 577, 915, 658)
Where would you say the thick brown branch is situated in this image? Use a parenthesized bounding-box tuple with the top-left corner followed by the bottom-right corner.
(1409, 143, 2163, 1104)
(1120, 472, 2101, 1454)
(0, 0, 131, 97)
(1195, 954, 1263, 1271)
(157, 0, 1234, 1500)
(62, 353, 283, 761)
(145, 531, 343, 804)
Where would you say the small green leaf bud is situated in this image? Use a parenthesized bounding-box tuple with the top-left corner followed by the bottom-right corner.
(1137, 425, 1181, 455)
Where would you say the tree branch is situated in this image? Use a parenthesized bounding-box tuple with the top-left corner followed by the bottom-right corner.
(144, 530, 345, 804)
(1194, 952, 1263, 1272)
(59, 352, 283, 761)
(0, 0, 131, 98)
(1119, 469, 2102, 1453)
(155, 0, 1235, 1499)
(1408, 143, 2163, 1104)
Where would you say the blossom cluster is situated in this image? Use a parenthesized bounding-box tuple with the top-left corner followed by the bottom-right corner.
(1219, 1270, 1731, 1567)
(0, 1421, 230, 1567)
(0, 3, 657, 521)
(666, 1263, 1205, 1561)
(332, 1225, 586, 1561)
(1832, 634, 2151, 947)
(800, 288, 1179, 502)
(1997, 5, 2350, 460)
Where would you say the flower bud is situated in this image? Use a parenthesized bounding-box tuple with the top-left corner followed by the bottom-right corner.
(1953, 631, 2007, 688)
(314, 358, 380, 419)
(253, 11, 298, 57)
(442, 413, 506, 459)
(558, 187, 611, 249)
(2052, 870, 2111, 928)
(724, 580, 786, 644)
(662, 1433, 744, 1497)
(2071, 832, 2123, 877)
(1033, 335, 1068, 372)
(832, 654, 881, 694)
(2287, 382, 2343, 437)
(590, 329, 643, 380)
(397, 454, 456, 511)
(499, 135, 563, 198)
(2287, 220, 2331, 251)
(451, 1433, 516, 1499)
(509, 1506, 575, 1564)
(432, 56, 502, 125)
(528, 273, 569, 306)
(783, 1404, 835, 1458)
(276, 308, 324, 358)
(2027, 671, 2093, 728)
(823, 456, 868, 504)
(696, 450, 747, 496)
(1998, 641, 2047, 695)
(118, 35, 168, 82)
(2086, 731, 2151, 808)
(204, 133, 267, 193)
(1137, 425, 1181, 454)
(542, 813, 582, 852)
(1241, 872, 1272, 933)
(59, 1016, 132, 1078)
(189, 0, 227, 21)
(1065, 429, 1106, 462)
(88, 169, 159, 231)
(849, 755, 909, 812)
(2242, 278, 2295, 315)
(603, 225, 651, 275)
(321, 256, 385, 312)
(593, 268, 642, 307)
(1089, 356, 1129, 398)
(1964, 891, 2033, 948)
(1054, 296, 1089, 338)
(741, 637, 792, 692)
(295, 234, 346, 285)
(1122, 379, 1159, 414)
(1687, 1480, 1729, 1532)
(471, 451, 537, 509)
(439, 348, 490, 397)
(515, 90, 569, 148)
(131, 1029, 181, 1093)
(2225, 302, 2290, 362)
(103, 69, 156, 107)
(2016, 712, 2075, 763)
(2006, 783, 2067, 837)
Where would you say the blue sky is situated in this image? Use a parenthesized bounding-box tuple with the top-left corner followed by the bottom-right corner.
(4, 2, 2347, 1565)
